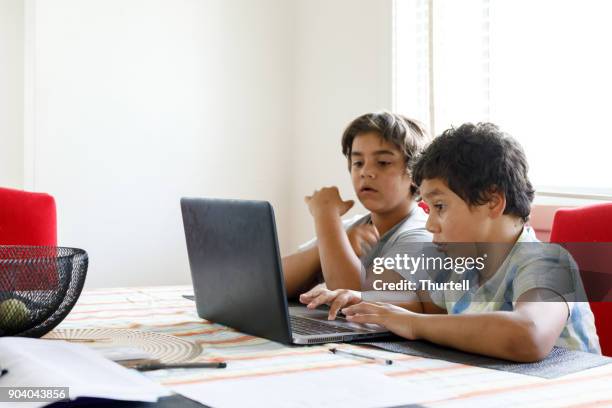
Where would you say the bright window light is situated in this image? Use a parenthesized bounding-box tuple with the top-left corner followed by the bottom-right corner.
(394, 0, 612, 196)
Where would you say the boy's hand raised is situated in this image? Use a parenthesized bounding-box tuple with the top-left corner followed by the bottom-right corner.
(347, 224, 380, 257)
(299, 286, 362, 320)
(305, 187, 354, 218)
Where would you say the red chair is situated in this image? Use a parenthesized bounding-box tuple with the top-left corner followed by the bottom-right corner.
(0, 187, 58, 290)
(0, 187, 57, 246)
(550, 203, 612, 356)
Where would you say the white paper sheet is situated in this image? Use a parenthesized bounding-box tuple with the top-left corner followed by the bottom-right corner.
(0, 337, 170, 408)
(170, 366, 454, 408)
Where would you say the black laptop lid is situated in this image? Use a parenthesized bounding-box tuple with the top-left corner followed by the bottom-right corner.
(181, 197, 292, 344)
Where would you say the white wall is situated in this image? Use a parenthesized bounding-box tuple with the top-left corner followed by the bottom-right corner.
(28, 0, 295, 288)
(3, 0, 394, 288)
(0, 0, 24, 189)
(290, 0, 393, 250)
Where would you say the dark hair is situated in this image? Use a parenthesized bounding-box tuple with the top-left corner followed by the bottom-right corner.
(412, 122, 535, 222)
(341, 111, 430, 195)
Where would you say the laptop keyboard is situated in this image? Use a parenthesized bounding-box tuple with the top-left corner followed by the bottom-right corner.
(289, 315, 355, 335)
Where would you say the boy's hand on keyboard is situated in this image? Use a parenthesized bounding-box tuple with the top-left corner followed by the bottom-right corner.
(342, 302, 419, 340)
(299, 287, 362, 320)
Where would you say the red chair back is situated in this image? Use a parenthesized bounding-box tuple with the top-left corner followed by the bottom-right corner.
(0, 187, 57, 246)
(0, 187, 58, 291)
(550, 203, 612, 356)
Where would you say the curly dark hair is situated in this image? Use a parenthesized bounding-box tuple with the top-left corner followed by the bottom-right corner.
(341, 112, 430, 195)
(412, 122, 535, 222)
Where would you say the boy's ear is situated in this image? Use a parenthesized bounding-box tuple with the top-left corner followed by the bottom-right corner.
(487, 189, 506, 218)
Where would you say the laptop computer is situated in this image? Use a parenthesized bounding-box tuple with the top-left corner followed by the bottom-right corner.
(180, 197, 390, 345)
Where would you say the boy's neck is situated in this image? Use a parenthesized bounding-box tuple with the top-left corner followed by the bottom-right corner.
(486, 216, 525, 244)
(477, 217, 525, 283)
(370, 201, 415, 236)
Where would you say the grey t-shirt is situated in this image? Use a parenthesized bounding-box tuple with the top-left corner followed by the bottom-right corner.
(298, 205, 432, 284)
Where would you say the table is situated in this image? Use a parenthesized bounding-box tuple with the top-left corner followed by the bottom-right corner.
(51, 286, 612, 407)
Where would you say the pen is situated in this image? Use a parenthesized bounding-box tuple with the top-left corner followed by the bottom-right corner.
(46, 337, 112, 343)
(329, 347, 393, 365)
(134, 362, 227, 371)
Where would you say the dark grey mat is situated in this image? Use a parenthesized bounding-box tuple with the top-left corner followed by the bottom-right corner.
(356, 340, 611, 379)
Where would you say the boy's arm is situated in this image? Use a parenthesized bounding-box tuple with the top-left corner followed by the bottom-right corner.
(344, 288, 568, 362)
(282, 246, 322, 299)
(304, 187, 363, 291)
(314, 211, 363, 291)
(412, 299, 567, 362)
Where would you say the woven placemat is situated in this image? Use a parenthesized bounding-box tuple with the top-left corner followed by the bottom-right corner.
(357, 340, 611, 379)
(44, 328, 202, 364)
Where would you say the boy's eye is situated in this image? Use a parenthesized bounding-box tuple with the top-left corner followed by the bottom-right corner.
(378, 161, 391, 166)
(352, 161, 363, 167)
(433, 203, 446, 212)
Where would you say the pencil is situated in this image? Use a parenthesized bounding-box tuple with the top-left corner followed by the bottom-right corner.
(329, 347, 393, 365)
(45, 337, 112, 343)
(134, 362, 227, 371)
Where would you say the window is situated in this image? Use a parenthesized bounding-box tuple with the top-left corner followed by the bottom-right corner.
(394, 0, 612, 197)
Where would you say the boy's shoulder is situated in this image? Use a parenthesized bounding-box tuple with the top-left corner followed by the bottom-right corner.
(344, 213, 371, 229)
(349, 205, 431, 241)
(507, 227, 575, 275)
(495, 227, 585, 304)
(384, 206, 431, 243)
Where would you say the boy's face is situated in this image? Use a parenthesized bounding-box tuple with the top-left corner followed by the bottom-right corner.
(420, 178, 492, 243)
(349, 132, 412, 214)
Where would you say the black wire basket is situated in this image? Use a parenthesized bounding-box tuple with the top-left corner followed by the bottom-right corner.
(0, 246, 88, 338)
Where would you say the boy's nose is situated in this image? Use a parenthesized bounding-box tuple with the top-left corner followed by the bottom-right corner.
(425, 215, 440, 234)
(360, 165, 376, 179)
